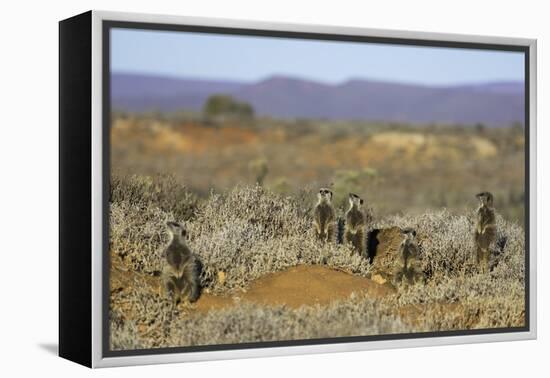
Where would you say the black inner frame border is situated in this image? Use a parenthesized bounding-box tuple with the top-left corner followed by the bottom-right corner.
(102, 19, 531, 358)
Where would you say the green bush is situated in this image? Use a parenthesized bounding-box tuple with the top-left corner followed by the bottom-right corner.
(203, 95, 254, 121)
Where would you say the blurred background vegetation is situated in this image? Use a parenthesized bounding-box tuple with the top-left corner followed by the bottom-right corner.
(111, 95, 525, 226)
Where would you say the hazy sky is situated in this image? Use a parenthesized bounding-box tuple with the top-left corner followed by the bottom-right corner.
(111, 28, 524, 86)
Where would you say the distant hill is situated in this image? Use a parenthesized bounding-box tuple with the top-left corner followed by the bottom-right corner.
(111, 73, 524, 126)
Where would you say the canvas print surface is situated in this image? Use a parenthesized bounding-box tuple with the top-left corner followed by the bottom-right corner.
(107, 26, 527, 352)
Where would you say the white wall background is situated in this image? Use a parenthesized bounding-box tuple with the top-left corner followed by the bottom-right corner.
(0, 0, 546, 376)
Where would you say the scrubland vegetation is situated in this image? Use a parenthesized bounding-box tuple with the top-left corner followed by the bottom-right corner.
(111, 115, 525, 224)
(110, 174, 525, 351)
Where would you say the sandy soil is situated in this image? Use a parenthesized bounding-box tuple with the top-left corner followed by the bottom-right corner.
(224, 265, 394, 308)
(111, 259, 395, 315)
(110, 227, 404, 317)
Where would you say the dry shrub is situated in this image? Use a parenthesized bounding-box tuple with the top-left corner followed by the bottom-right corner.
(188, 185, 371, 293)
(111, 293, 410, 351)
(110, 288, 175, 350)
(109, 176, 526, 350)
(375, 209, 524, 282)
(110, 180, 372, 287)
(110, 176, 524, 287)
(110, 201, 169, 273)
(110, 174, 197, 273)
(111, 174, 198, 221)
(111, 276, 525, 351)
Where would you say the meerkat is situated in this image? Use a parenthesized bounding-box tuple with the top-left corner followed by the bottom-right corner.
(474, 191, 496, 273)
(313, 188, 336, 242)
(161, 221, 201, 305)
(394, 228, 424, 285)
(344, 193, 366, 256)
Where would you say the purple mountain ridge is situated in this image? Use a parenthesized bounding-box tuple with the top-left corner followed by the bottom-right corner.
(111, 73, 524, 127)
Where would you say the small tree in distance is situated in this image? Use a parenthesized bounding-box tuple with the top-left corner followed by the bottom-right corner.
(203, 95, 254, 123)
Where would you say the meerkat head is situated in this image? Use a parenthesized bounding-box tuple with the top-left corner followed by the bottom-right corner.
(348, 193, 364, 209)
(318, 188, 333, 203)
(401, 227, 417, 242)
(166, 221, 188, 243)
(476, 192, 494, 207)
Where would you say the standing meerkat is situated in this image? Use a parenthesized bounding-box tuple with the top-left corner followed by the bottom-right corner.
(394, 228, 423, 285)
(474, 192, 496, 273)
(344, 193, 366, 256)
(161, 221, 201, 305)
(313, 188, 336, 242)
